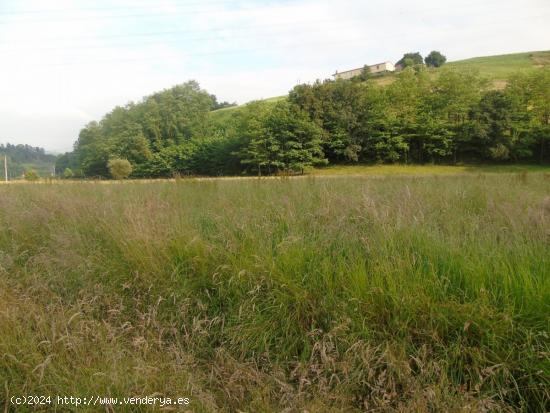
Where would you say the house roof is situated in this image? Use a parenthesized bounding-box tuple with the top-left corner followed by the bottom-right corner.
(333, 61, 393, 76)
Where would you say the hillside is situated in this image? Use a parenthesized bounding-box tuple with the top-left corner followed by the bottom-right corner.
(0, 143, 56, 179)
(211, 50, 550, 116)
(62, 51, 549, 178)
(446, 50, 550, 78)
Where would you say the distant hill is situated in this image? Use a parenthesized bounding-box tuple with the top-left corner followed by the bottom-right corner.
(0, 143, 57, 179)
(211, 50, 550, 117)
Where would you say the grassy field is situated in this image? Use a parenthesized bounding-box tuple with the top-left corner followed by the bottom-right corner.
(1, 172, 549, 412)
(446, 50, 550, 79)
(209, 95, 287, 124)
(311, 163, 550, 176)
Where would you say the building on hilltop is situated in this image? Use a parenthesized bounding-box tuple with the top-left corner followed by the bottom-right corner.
(333, 61, 396, 80)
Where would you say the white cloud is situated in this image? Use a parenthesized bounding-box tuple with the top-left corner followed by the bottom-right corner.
(0, 0, 548, 152)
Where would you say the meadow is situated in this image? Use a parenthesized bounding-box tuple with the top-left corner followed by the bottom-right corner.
(445, 51, 550, 79)
(1, 171, 549, 412)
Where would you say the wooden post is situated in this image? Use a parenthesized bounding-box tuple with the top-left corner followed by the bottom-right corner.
(4, 155, 7, 182)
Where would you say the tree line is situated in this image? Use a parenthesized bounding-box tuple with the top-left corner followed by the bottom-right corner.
(0, 143, 56, 163)
(57, 68, 550, 178)
(0, 143, 56, 179)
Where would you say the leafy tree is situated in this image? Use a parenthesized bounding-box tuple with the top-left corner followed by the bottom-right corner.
(108, 158, 132, 180)
(74, 121, 110, 177)
(111, 129, 152, 165)
(475, 91, 513, 155)
(396, 52, 423, 68)
(70, 81, 216, 177)
(265, 101, 327, 173)
(289, 80, 363, 162)
(239, 101, 326, 174)
(428, 69, 487, 162)
(55, 152, 79, 177)
(506, 70, 550, 163)
(235, 101, 273, 176)
(425, 51, 447, 67)
(382, 68, 431, 162)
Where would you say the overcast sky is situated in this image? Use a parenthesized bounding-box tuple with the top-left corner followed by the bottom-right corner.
(0, 0, 548, 153)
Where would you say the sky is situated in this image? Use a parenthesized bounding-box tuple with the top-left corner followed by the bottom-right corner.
(0, 0, 549, 153)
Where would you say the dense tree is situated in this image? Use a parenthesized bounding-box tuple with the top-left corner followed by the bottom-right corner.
(239, 101, 326, 174)
(289, 79, 364, 162)
(68, 81, 217, 177)
(425, 51, 447, 67)
(506, 70, 550, 162)
(55, 152, 79, 177)
(236, 101, 273, 176)
(0, 144, 56, 178)
(61, 69, 550, 179)
(0, 144, 55, 163)
(396, 52, 424, 68)
(289, 68, 549, 165)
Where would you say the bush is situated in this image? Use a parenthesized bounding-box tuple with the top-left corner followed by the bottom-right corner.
(490, 143, 511, 160)
(63, 168, 74, 179)
(107, 158, 133, 180)
(24, 169, 39, 181)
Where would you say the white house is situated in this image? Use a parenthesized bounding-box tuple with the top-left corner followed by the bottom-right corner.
(333, 61, 395, 80)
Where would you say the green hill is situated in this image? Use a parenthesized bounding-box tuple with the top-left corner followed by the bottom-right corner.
(446, 50, 550, 78)
(211, 50, 550, 116)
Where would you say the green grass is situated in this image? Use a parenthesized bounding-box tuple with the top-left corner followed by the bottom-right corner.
(1, 173, 549, 411)
(311, 163, 550, 176)
(209, 95, 287, 123)
(446, 50, 550, 79)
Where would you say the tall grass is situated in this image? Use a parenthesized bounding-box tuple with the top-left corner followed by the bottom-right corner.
(0, 173, 549, 411)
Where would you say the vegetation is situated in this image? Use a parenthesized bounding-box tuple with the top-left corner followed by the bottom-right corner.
(56, 63, 550, 179)
(0, 173, 548, 411)
(310, 163, 550, 176)
(446, 50, 550, 79)
(63, 167, 74, 179)
(425, 50, 447, 67)
(289, 68, 549, 164)
(396, 52, 424, 68)
(0, 143, 56, 179)
(23, 169, 40, 181)
(108, 158, 133, 180)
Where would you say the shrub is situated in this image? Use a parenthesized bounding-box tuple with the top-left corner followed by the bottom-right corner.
(24, 169, 39, 181)
(63, 168, 74, 179)
(107, 158, 132, 180)
(490, 143, 511, 160)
